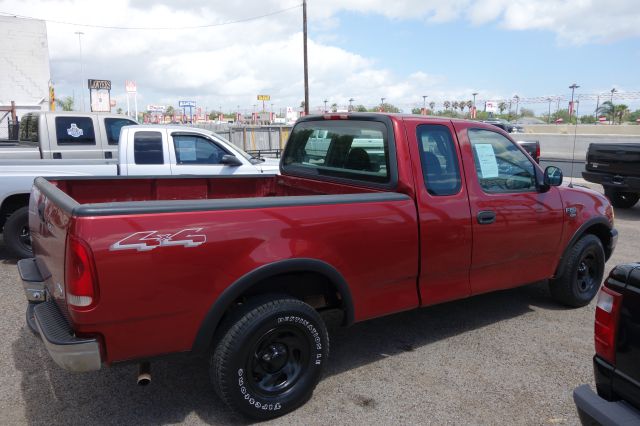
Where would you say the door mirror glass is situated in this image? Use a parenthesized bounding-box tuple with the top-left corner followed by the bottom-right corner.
(221, 154, 242, 166)
(543, 166, 563, 186)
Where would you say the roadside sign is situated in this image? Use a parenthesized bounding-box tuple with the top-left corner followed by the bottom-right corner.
(179, 100, 196, 107)
(88, 79, 111, 112)
(125, 80, 137, 93)
(257, 95, 270, 101)
(88, 79, 111, 90)
(147, 105, 166, 113)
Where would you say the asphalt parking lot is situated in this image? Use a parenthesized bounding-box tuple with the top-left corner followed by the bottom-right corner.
(0, 180, 638, 425)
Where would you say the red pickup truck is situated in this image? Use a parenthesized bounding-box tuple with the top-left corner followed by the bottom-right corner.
(19, 113, 617, 419)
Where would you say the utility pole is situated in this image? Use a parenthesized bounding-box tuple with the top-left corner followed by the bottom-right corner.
(302, 0, 309, 115)
(514, 95, 520, 119)
(74, 31, 85, 112)
(348, 98, 354, 112)
(547, 97, 552, 124)
(323, 99, 328, 113)
(472, 92, 478, 119)
(610, 88, 617, 124)
(569, 83, 579, 123)
(422, 95, 427, 114)
(595, 95, 600, 121)
(380, 97, 386, 112)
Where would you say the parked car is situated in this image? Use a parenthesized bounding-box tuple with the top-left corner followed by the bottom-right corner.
(582, 143, 640, 209)
(1, 125, 279, 258)
(573, 263, 640, 425)
(19, 113, 616, 420)
(481, 119, 523, 133)
(0, 111, 137, 160)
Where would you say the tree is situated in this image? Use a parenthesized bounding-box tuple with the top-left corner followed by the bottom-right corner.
(411, 107, 422, 115)
(520, 108, 535, 117)
(55, 96, 74, 111)
(466, 100, 473, 111)
(452, 101, 459, 111)
(331, 103, 338, 113)
(498, 102, 507, 114)
(354, 104, 367, 112)
(458, 101, 466, 113)
(596, 101, 615, 124)
(580, 115, 596, 124)
(429, 101, 435, 111)
(116, 107, 123, 114)
(615, 104, 629, 124)
(443, 101, 451, 110)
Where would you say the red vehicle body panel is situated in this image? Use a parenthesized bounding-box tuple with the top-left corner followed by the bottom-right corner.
(29, 114, 614, 365)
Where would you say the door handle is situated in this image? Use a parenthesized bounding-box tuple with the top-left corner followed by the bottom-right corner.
(477, 210, 496, 225)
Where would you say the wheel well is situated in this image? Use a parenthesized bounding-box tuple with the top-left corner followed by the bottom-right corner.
(584, 223, 612, 259)
(191, 260, 355, 354)
(0, 194, 30, 229)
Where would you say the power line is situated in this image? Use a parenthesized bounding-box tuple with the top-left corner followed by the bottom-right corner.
(0, 4, 302, 30)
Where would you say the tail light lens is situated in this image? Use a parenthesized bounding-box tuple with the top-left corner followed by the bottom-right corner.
(65, 235, 98, 309)
(594, 286, 622, 364)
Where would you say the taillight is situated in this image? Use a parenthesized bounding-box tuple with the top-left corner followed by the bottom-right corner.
(65, 235, 98, 309)
(323, 114, 349, 120)
(594, 286, 622, 364)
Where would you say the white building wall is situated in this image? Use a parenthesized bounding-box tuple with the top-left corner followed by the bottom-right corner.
(0, 16, 51, 136)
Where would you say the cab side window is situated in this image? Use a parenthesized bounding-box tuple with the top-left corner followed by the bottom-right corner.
(468, 129, 536, 193)
(55, 117, 96, 145)
(417, 124, 461, 196)
(173, 135, 228, 164)
(104, 118, 137, 145)
(134, 131, 163, 165)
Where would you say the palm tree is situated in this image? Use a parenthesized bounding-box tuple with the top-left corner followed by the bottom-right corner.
(452, 101, 459, 112)
(458, 101, 466, 113)
(165, 105, 175, 122)
(443, 101, 451, 110)
(596, 101, 615, 124)
(331, 103, 338, 113)
(615, 104, 629, 124)
(55, 96, 74, 111)
(429, 101, 435, 111)
(498, 102, 507, 114)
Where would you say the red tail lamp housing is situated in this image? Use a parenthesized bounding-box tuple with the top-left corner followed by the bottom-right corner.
(594, 286, 623, 365)
(65, 235, 99, 309)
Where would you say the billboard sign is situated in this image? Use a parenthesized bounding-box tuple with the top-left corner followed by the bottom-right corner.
(484, 101, 498, 114)
(178, 100, 196, 107)
(147, 105, 166, 113)
(88, 79, 111, 112)
(257, 95, 271, 101)
(125, 80, 137, 93)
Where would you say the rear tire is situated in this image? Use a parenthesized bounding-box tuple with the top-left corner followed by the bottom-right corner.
(3, 207, 33, 258)
(604, 187, 639, 209)
(550, 234, 605, 307)
(211, 297, 329, 420)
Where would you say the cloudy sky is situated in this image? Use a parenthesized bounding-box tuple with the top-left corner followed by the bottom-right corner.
(2, 0, 640, 114)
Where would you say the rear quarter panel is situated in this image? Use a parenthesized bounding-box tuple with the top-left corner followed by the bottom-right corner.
(72, 196, 419, 363)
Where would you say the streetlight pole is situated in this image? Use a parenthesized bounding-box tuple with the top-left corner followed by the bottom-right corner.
(74, 31, 85, 112)
(348, 98, 354, 112)
(547, 97, 552, 124)
(422, 95, 427, 115)
(514, 95, 520, 119)
(569, 83, 579, 123)
(610, 88, 617, 124)
(472, 92, 478, 118)
(323, 99, 328, 113)
(380, 97, 386, 112)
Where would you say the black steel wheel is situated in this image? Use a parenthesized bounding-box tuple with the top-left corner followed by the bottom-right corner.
(604, 187, 639, 209)
(550, 234, 605, 307)
(3, 207, 33, 259)
(211, 297, 329, 420)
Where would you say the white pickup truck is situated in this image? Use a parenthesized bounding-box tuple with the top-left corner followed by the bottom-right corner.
(1, 111, 137, 160)
(0, 125, 280, 258)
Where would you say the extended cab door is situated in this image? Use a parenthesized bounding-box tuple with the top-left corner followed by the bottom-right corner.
(454, 124, 564, 294)
(405, 119, 473, 305)
(121, 129, 172, 175)
(97, 117, 138, 160)
(167, 132, 258, 175)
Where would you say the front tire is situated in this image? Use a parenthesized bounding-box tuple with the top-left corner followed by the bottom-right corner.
(550, 234, 605, 307)
(3, 207, 32, 258)
(211, 297, 329, 420)
(604, 187, 639, 209)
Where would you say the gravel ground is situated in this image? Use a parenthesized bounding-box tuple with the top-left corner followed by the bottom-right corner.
(0, 181, 638, 425)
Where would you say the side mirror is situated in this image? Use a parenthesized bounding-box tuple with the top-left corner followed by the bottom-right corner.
(220, 154, 242, 166)
(543, 166, 563, 187)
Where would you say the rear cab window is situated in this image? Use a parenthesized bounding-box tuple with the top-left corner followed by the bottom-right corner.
(104, 118, 137, 145)
(134, 131, 164, 164)
(18, 114, 39, 146)
(282, 118, 396, 187)
(55, 117, 96, 145)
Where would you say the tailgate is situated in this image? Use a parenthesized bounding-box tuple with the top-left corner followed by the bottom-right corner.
(29, 178, 77, 318)
(586, 144, 640, 176)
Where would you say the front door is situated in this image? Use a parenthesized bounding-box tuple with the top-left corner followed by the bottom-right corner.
(455, 125, 564, 295)
(406, 120, 473, 305)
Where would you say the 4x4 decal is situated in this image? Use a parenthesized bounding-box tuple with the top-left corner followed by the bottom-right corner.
(110, 228, 206, 252)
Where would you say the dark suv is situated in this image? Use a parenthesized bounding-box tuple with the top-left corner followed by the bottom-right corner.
(573, 263, 640, 425)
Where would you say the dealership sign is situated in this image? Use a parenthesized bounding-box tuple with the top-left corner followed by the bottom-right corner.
(88, 79, 111, 112)
(178, 100, 196, 107)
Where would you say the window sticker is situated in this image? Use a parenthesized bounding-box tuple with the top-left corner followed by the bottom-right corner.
(474, 143, 499, 178)
(178, 139, 197, 161)
(67, 123, 84, 138)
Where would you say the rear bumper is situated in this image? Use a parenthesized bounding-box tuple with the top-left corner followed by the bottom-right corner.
(582, 171, 640, 192)
(18, 259, 102, 372)
(573, 384, 640, 426)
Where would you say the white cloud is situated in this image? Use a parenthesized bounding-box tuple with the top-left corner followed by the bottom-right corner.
(1, 0, 637, 112)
